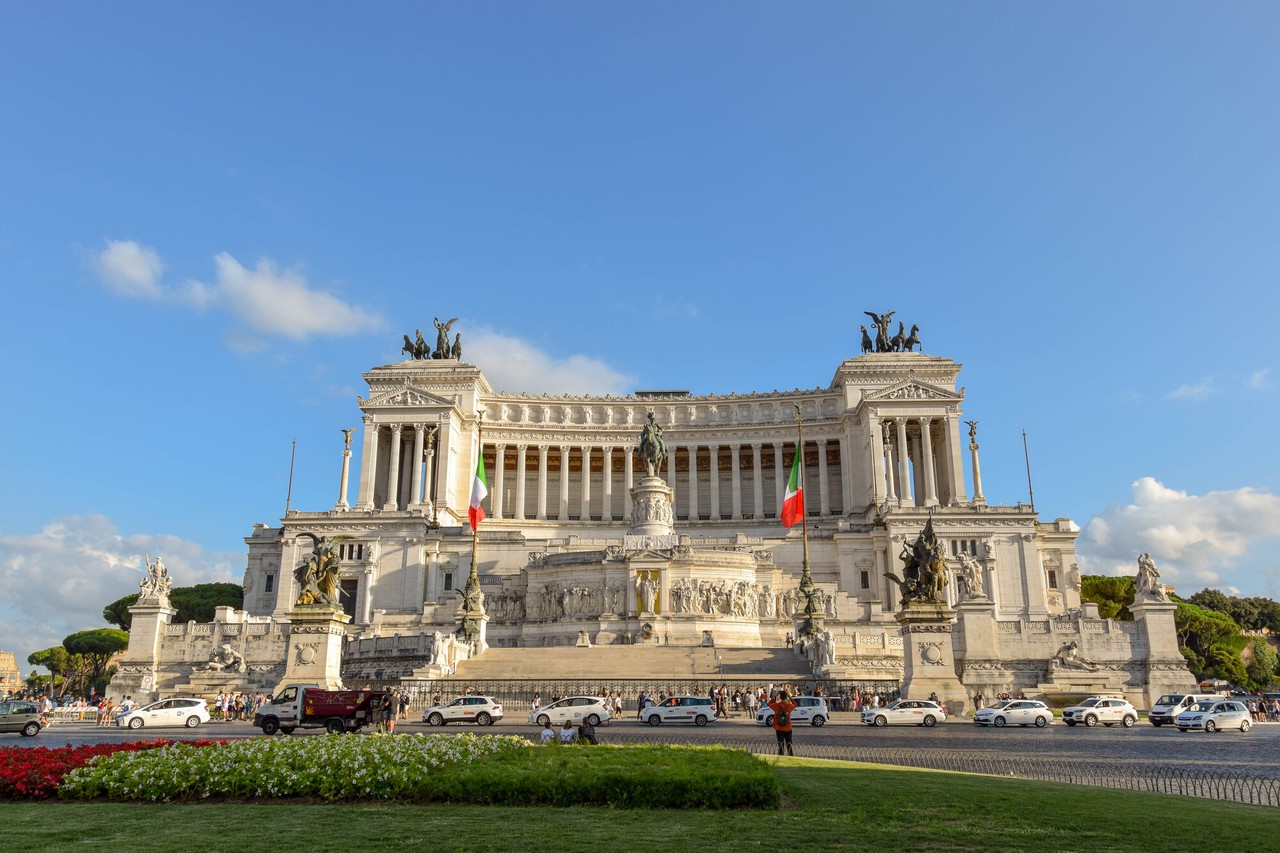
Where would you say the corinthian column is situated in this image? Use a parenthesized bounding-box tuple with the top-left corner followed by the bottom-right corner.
(919, 417, 939, 507)
(383, 424, 403, 511)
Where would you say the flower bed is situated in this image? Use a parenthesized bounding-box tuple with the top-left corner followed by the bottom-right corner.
(1, 740, 222, 800)
(60, 733, 531, 802)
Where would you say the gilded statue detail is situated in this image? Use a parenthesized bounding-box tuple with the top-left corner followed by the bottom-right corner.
(885, 518, 948, 606)
(293, 534, 352, 608)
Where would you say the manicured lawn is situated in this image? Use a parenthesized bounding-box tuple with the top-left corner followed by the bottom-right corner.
(4, 757, 1277, 851)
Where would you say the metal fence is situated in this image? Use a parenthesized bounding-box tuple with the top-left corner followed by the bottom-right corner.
(595, 732, 1280, 807)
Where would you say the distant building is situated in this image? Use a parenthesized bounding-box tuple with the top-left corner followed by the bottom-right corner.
(0, 651, 21, 695)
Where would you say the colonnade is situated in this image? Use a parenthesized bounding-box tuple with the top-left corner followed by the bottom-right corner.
(873, 414, 966, 508)
(483, 439, 845, 523)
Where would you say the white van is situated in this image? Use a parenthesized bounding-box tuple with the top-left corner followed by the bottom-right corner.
(1148, 693, 1225, 727)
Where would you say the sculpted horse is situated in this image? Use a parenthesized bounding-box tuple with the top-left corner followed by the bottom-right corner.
(890, 321, 907, 352)
(903, 324, 921, 352)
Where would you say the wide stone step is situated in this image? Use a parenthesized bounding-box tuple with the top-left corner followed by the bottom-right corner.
(455, 646, 812, 680)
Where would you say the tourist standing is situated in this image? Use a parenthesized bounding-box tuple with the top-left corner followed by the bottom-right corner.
(768, 690, 797, 756)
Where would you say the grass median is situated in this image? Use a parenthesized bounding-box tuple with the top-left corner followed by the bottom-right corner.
(4, 752, 1277, 851)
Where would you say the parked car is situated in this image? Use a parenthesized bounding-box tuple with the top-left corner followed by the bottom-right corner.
(756, 695, 829, 727)
(973, 699, 1053, 728)
(1061, 696, 1137, 728)
(1176, 700, 1253, 733)
(1147, 693, 1226, 727)
(528, 696, 611, 728)
(422, 695, 503, 726)
(641, 695, 717, 726)
(862, 699, 946, 727)
(0, 700, 42, 737)
(117, 697, 210, 730)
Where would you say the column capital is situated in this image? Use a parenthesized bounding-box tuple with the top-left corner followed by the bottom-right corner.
(517, 442, 529, 452)
(750, 441, 762, 451)
(918, 416, 933, 427)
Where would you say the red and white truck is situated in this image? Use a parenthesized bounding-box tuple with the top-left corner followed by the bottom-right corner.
(253, 684, 388, 735)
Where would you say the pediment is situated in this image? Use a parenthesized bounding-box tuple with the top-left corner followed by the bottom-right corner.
(360, 385, 456, 410)
(862, 378, 963, 404)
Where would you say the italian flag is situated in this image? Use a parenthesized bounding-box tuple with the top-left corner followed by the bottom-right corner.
(469, 451, 488, 528)
(780, 448, 804, 528)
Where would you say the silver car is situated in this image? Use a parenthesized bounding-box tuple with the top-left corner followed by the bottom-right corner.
(974, 699, 1053, 728)
(1175, 700, 1253, 733)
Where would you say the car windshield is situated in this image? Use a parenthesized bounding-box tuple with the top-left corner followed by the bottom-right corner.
(1078, 698, 1102, 707)
(1154, 695, 1184, 706)
(1187, 701, 1216, 712)
(985, 701, 1012, 710)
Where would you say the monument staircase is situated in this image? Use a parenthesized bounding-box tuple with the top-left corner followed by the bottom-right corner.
(453, 645, 812, 681)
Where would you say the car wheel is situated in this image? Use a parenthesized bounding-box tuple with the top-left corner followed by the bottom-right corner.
(764, 714, 774, 727)
(1084, 714, 1098, 728)
(21, 721, 40, 737)
(646, 715, 661, 726)
(128, 717, 144, 730)
(1178, 727, 1189, 732)
(428, 713, 444, 727)
(923, 715, 937, 727)
(874, 715, 888, 727)
(1122, 715, 1135, 728)
(994, 716, 1006, 728)
(1151, 721, 1162, 728)
(1035, 715, 1048, 728)
(185, 716, 201, 729)
(812, 715, 826, 727)
(1240, 719, 1251, 732)
(694, 714, 708, 727)
(476, 712, 492, 726)
(586, 714, 601, 727)
(1205, 720, 1217, 733)
(260, 718, 280, 735)
(326, 718, 346, 734)
(536, 714, 550, 728)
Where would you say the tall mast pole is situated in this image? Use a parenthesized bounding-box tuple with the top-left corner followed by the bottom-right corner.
(795, 405, 821, 639)
(1022, 429, 1036, 513)
(284, 437, 297, 515)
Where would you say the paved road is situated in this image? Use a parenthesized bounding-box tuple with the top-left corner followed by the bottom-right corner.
(24, 714, 1280, 778)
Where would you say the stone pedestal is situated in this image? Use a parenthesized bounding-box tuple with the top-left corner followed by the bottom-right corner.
(895, 602, 968, 716)
(275, 605, 351, 694)
(628, 476, 675, 536)
(108, 600, 177, 704)
(1130, 595, 1197, 707)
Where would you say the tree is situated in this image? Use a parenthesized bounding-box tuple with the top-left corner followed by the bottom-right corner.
(1245, 638, 1278, 689)
(102, 582, 244, 630)
(62, 629, 129, 689)
(1080, 575, 1135, 620)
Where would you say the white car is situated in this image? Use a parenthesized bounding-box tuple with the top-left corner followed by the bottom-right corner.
(117, 697, 210, 730)
(1061, 696, 1137, 728)
(756, 696, 830, 727)
(1175, 700, 1253, 733)
(862, 699, 946, 727)
(641, 695, 717, 726)
(422, 695, 503, 726)
(528, 696, 611, 728)
(974, 699, 1053, 728)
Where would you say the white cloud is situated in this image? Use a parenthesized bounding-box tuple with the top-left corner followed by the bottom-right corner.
(211, 252, 382, 341)
(1166, 378, 1214, 401)
(1077, 477, 1280, 593)
(465, 329, 636, 395)
(92, 240, 383, 344)
(0, 515, 239, 677)
(95, 239, 165, 298)
(1248, 369, 1271, 390)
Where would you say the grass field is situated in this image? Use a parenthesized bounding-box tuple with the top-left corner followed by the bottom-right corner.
(5, 757, 1277, 852)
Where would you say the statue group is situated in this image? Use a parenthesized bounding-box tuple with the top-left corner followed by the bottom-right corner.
(293, 535, 350, 608)
(138, 555, 172, 605)
(402, 317, 462, 360)
(884, 518, 949, 607)
(861, 310, 921, 354)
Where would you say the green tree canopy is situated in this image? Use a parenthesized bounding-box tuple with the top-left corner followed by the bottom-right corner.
(102, 582, 245, 630)
(1080, 575, 1134, 620)
(63, 628, 129, 686)
(1245, 638, 1278, 689)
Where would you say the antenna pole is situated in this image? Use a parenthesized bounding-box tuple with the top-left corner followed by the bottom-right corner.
(1022, 429, 1035, 512)
(285, 437, 297, 515)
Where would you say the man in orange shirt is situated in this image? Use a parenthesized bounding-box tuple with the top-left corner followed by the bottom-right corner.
(768, 689, 797, 756)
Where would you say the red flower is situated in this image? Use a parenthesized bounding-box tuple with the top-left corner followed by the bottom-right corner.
(0, 739, 224, 800)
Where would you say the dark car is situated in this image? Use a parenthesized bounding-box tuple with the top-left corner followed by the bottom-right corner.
(0, 700, 43, 737)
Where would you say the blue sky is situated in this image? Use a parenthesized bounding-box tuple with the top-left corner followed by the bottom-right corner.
(2, 3, 1278, 671)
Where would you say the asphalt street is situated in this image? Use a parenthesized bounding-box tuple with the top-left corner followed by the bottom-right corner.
(22, 714, 1279, 778)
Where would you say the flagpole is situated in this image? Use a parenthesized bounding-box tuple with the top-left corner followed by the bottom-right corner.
(461, 414, 485, 646)
(794, 405, 821, 640)
(467, 414, 483, 593)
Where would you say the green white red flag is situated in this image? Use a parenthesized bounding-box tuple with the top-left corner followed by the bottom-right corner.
(469, 451, 488, 528)
(781, 449, 804, 528)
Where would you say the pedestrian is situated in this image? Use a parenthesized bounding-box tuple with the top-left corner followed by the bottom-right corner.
(769, 690, 797, 756)
(380, 691, 397, 734)
(577, 718, 599, 745)
(539, 719, 557, 744)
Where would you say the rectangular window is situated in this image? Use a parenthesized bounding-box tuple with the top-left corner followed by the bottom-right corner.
(264, 574, 275, 593)
(1048, 570, 1059, 590)
(860, 570, 869, 589)
(444, 572, 453, 591)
